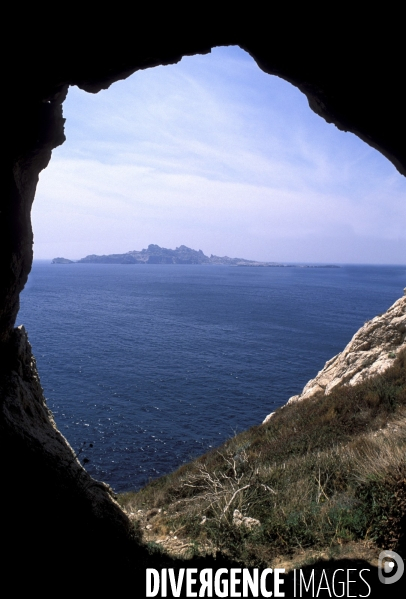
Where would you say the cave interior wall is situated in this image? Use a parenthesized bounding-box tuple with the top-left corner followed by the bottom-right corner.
(1, 13, 405, 585)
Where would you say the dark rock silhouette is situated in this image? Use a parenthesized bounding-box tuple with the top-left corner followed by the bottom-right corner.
(54, 244, 298, 266)
(2, 8, 405, 590)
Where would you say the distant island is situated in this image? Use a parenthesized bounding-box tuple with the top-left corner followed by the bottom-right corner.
(52, 244, 340, 268)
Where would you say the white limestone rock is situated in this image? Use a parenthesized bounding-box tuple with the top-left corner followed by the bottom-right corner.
(263, 293, 406, 421)
(233, 509, 261, 529)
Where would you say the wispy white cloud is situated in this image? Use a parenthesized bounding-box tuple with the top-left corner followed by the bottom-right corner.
(33, 46, 406, 262)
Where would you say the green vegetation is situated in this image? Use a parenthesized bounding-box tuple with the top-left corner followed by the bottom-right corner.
(119, 349, 406, 566)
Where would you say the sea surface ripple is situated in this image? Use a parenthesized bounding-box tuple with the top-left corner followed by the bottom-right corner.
(18, 263, 405, 492)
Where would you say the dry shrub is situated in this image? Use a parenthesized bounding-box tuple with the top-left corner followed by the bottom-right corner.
(118, 348, 406, 563)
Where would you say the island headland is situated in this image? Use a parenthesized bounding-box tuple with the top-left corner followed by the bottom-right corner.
(52, 244, 340, 267)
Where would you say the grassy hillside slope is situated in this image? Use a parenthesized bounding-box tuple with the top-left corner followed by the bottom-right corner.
(119, 349, 406, 568)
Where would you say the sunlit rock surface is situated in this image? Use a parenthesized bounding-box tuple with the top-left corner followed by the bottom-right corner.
(263, 293, 406, 423)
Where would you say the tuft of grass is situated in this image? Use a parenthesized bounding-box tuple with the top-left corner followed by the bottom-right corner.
(119, 348, 406, 565)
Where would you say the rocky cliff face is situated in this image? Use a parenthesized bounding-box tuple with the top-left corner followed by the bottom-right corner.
(264, 291, 406, 423)
(0, 325, 140, 587)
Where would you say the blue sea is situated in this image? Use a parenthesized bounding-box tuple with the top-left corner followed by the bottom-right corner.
(17, 262, 405, 492)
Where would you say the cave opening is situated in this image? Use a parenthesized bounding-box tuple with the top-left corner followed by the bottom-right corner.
(17, 46, 406, 494)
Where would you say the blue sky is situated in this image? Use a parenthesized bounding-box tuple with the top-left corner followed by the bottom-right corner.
(33, 46, 406, 263)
